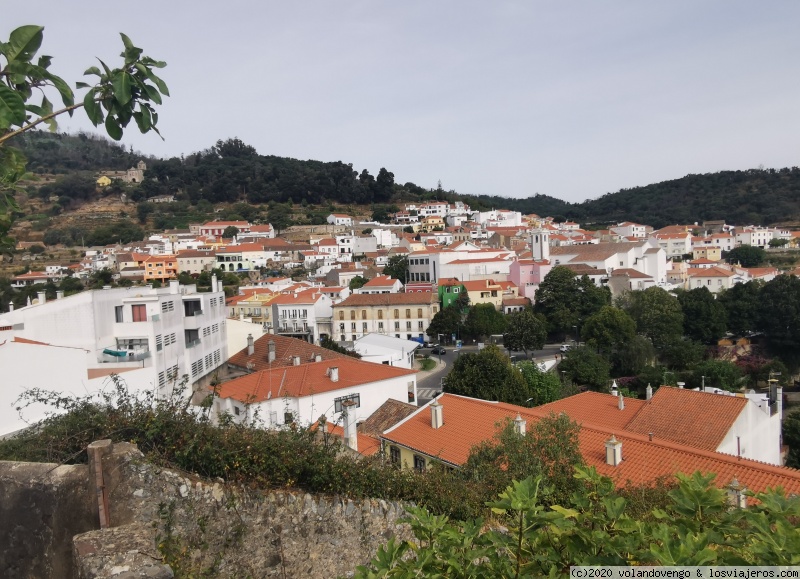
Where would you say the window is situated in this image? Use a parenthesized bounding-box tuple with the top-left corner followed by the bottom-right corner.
(362, 310, 367, 320)
(114, 306, 123, 323)
(362, 322, 368, 331)
(418, 321, 424, 329)
(406, 321, 411, 330)
(350, 311, 356, 320)
(351, 322, 356, 330)
(417, 308, 423, 318)
(338, 311, 344, 320)
(334, 393, 361, 413)
(131, 304, 147, 322)
(378, 322, 384, 330)
(156, 335, 163, 351)
(394, 322, 400, 330)
(413, 455, 426, 473)
(405, 309, 411, 318)
(390, 446, 400, 465)
(378, 310, 383, 319)
(394, 309, 399, 318)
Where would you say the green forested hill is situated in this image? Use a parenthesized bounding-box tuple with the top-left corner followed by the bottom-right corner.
(13, 133, 800, 227)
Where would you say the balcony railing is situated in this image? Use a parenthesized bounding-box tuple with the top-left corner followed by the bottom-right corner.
(186, 339, 201, 349)
(185, 310, 203, 317)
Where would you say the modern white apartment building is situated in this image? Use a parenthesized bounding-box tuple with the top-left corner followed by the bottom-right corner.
(0, 279, 228, 399)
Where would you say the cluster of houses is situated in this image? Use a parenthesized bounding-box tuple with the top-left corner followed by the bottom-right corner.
(5, 211, 800, 502)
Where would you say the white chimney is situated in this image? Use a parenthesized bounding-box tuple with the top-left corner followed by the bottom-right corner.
(292, 356, 301, 366)
(618, 394, 625, 411)
(37, 291, 46, 305)
(646, 384, 653, 400)
(329, 366, 339, 382)
(247, 334, 254, 356)
(342, 399, 358, 451)
(605, 435, 622, 466)
(56, 290, 64, 300)
(513, 413, 526, 436)
(677, 382, 685, 389)
(727, 478, 747, 508)
(169, 279, 179, 294)
(211, 274, 218, 292)
(8, 301, 13, 312)
(777, 386, 783, 418)
(268, 340, 276, 363)
(610, 380, 618, 396)
(430, 400, 443, 429)
(314, 354, 322, 362)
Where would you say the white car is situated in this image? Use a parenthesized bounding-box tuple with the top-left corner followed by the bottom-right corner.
(560, 344, 572, 352)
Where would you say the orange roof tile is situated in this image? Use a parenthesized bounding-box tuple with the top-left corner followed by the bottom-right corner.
(336, 293, 438, 307)
(227, 334, 349, 373)
(538, 392, 646, 431)
(382, 394, 800, 497)
(625, 387, 747, 451)
(216, 357, 416, 401)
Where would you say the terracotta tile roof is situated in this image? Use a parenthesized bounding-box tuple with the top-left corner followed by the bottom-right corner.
(268, 288, 325, 305)
(502, 297, 530, 307)
(625, 387, 747, 451)
(216, 357, 416, 401)
(562, 264, 606, 276)
(382, 393, 800, 497)
(216, 243, 266, 254)
(363, 275, 397, 287)
(610, 268, 652, 279)
(463, 279, 501, 291)
(227, 334, 349, 373)
(335, 293, 438, 307)
(538, 392, 647, 431)
(359, 398, 419, 437)
(202, 221, 250, 228)
(687, 266, 735, 278)
(250, 224, 273, 232)
(550, 242, 645, 262)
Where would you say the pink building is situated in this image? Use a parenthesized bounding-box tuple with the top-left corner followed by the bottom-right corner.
(509, 259, 552, 300)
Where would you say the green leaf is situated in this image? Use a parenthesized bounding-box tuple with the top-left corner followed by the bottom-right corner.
(6, 25, 44, 63)
(0, 84, 27, 130)
(84, 66, 102, 77)
(144, 69, 170, 96)
(134, 106, 152, 133)
(84, 90, 103, 126)
(104, 115, 123, 140)
(48, 74, 75, 108)
(111, 72, 132, 105)
(75, 82, 91, 89)
(142, 83, 162, 105)
(120, 33, 134, 50)
(37, 54, 52, 69)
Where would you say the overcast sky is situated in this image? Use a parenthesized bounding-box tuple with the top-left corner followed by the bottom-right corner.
(8, 1, 800, 203)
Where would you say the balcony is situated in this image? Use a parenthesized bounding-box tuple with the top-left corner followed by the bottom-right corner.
(183, 312, 204, 330)
(185, 338, 201, 349)
(99, 348, 151, 364)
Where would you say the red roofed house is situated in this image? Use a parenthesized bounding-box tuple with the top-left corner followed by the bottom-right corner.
(143, 255, 178, 283)
(381, 390, 792, 499)
(199, 221, 252, 237)
(357, 275, 404, 295)
(686, 266, 735, 293)
(211, 356, 418, 429)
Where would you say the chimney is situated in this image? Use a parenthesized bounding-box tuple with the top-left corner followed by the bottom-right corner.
(292, 356, 301, 366)
(169, 279, 179, 294)
(605, 435, 622, 466)
(610, 380, 618, 396)
(726, 478, 747, 509)
(342, 400, 358, 451)
(618, 394, 625, 411)
(513, 413, 526, 436)
(247, 334, 254, 356)
(430, 399, 443, 429)
(645, 384, 653, 400)
(777, 386, 784, 418)
(677, 382, 685, 389)
(211, 274, 218, 293)
(314, 354, 322, 362)
(56, 290, 64, 300)
(329, 366, 339, 381)
(37, 291, 46, 305)
(8, 301, 13, 312)
(268, 340, 276, 363)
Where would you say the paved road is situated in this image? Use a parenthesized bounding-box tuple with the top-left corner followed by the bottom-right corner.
(415, 343, 564, 405)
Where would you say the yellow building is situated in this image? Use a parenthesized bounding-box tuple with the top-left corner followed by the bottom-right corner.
(692, 246, 722, 261)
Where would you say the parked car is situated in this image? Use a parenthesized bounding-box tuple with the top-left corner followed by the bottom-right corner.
(431, 347, 447, 355)
(560, 344, 572, 352)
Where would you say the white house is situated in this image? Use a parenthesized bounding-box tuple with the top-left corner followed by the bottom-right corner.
(352, 333, 420, 369)
(269, 288, 334, 344)
(211, 357, 418, 428)
(327, 214, 353, 227)
(357, 275, 403, 294)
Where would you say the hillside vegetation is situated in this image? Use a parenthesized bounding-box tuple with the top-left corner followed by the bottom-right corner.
(13, 132, 800, 227)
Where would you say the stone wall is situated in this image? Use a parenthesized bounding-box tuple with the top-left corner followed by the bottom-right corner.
(0, 461, 96, 579)
(73, 442, 412, 578)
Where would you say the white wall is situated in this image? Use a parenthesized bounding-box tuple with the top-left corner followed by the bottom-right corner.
(716, 400, 782, 466)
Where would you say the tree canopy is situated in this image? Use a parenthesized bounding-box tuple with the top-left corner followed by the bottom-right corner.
(503, 308, 547, 357)
(443, 345, 528, 405)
